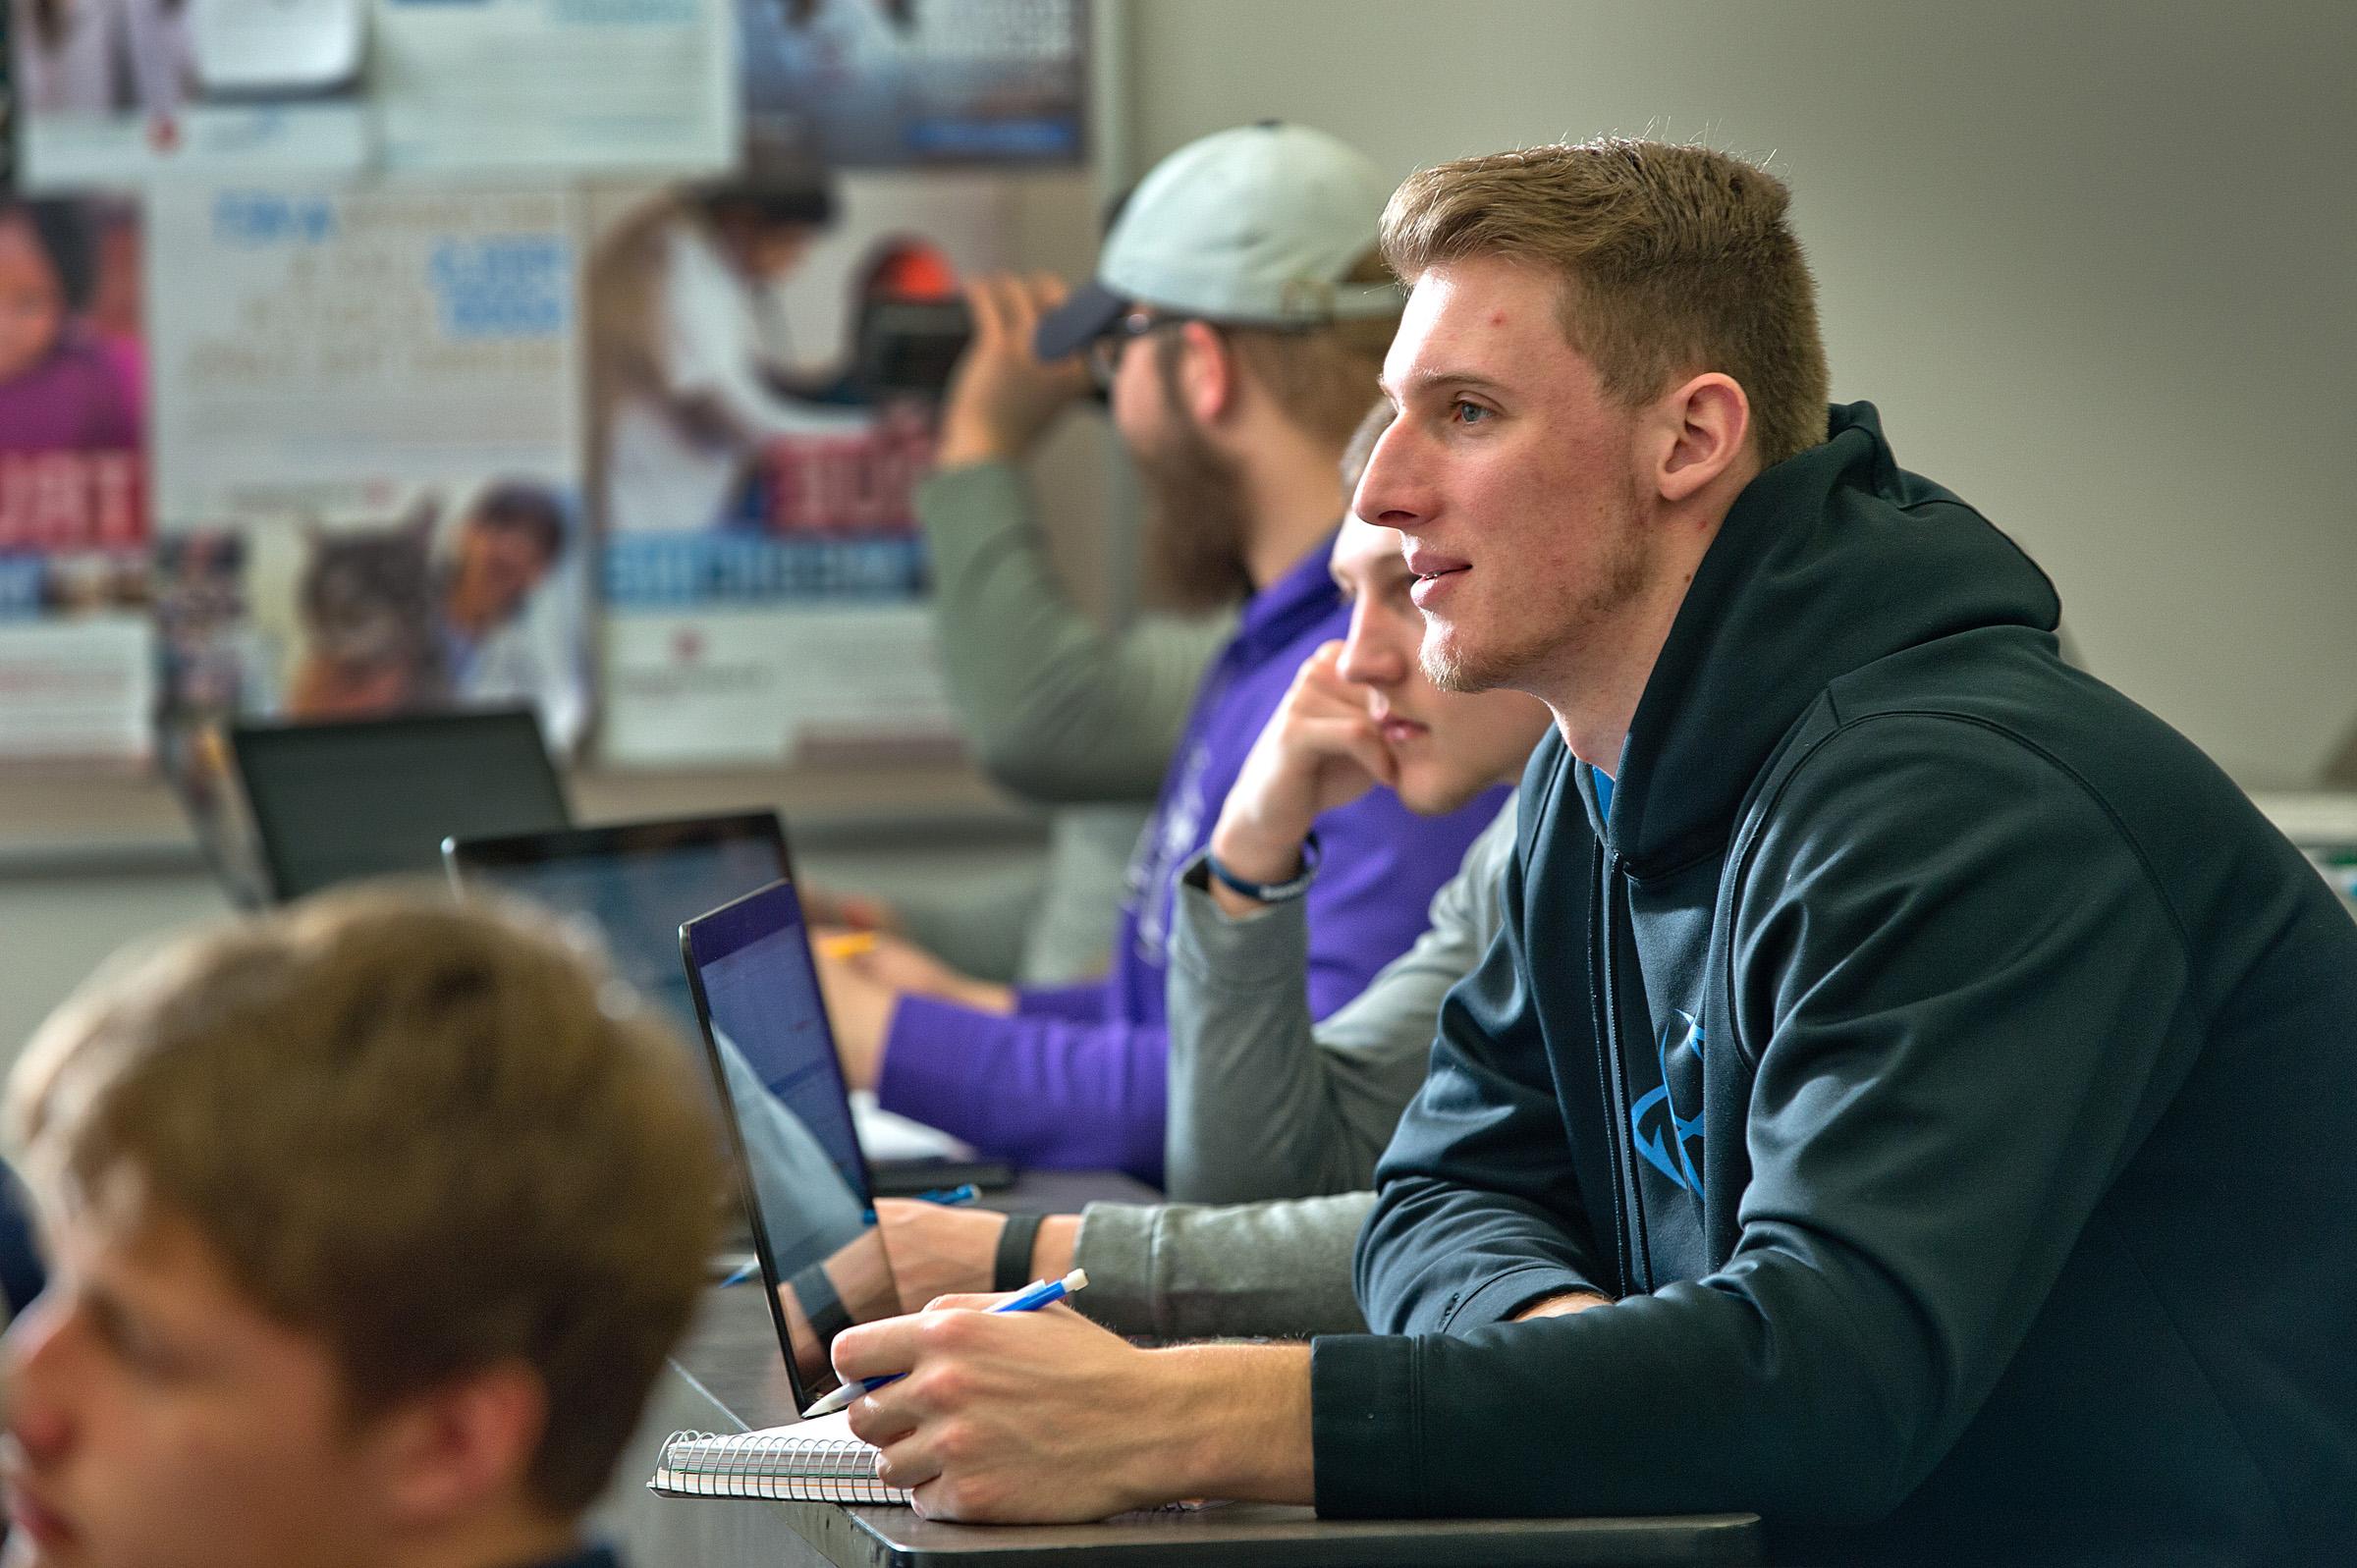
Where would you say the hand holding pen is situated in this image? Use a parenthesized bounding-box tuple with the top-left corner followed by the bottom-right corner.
(801, 1269, 1089, 1418)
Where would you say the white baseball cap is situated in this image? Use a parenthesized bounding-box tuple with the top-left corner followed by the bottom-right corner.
(1034, 121, 1402, 361)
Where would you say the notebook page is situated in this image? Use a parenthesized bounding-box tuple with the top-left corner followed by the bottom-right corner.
(649, 1409, 912, 1504)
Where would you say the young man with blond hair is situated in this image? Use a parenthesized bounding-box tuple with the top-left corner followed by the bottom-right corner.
(0, 891, 721, 1568)
(825, 138, 2357, 1565)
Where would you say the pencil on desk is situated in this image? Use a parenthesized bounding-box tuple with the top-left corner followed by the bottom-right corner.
(816, 931, 879, 961)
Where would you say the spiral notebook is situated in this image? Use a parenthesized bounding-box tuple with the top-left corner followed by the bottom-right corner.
(649, 1410, 908, 1504)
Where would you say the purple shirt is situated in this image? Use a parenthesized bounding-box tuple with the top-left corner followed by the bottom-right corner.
(878, 533, 1508, 1183)
(0, 331, 141, 454)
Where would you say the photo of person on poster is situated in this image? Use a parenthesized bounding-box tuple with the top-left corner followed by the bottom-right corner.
(280, 480, 585, 738)
(0, 193, 143, 607)
(7, 0, 193, 122)
(0, 195, 139, 475)
(590, 162, 872, 537)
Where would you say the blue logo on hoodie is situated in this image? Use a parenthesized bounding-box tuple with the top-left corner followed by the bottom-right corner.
(1631, 1010, 1705, 1193)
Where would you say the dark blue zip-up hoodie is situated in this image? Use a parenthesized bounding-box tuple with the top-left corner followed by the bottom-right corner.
(1313, 406, 2357, 1564)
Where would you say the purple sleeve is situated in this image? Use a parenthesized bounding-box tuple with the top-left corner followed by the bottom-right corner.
(874, 785, 1505, 1187)
(876, 997, 1168, 1179)
(1300, 783, 1511, 1020)
(1011, 980, 1108, 1022)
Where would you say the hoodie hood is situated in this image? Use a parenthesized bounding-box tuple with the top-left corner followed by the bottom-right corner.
(1607, 403, 2059, 877)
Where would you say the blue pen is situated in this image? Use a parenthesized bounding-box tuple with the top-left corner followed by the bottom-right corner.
(799, 1268, 1089, 1419)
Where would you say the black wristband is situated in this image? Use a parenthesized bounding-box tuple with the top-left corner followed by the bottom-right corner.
(1204, 831, 1322, 904)
(993, 1212, 1044, 1293)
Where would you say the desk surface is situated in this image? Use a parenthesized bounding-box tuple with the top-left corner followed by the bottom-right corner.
(593, 1171, 1762, 1568)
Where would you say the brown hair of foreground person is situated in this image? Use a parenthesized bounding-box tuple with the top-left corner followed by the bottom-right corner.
(6, 888, 723, 1514)
(1380, 137, 1832, 468)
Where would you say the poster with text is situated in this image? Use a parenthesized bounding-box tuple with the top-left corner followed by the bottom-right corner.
(372, 0, 736, 177)
(589, 173, 1008, 764)
(146, 185, 590, 753)
(742, 0, 1084, 169)
(0, 193, 150, 763)
(8, 0, 735, 189)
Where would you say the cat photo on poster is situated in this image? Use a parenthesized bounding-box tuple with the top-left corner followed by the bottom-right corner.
(155, 478, 588, 749)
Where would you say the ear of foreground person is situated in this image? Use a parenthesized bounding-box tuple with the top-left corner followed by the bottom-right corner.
(0, 890, 722, 1568)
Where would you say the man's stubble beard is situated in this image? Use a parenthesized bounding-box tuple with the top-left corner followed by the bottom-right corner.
(1133, 338, 1255, 614)
(1421, 469, 1655, 697)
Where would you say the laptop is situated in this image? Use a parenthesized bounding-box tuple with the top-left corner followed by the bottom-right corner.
(680, 879, 904, 1413)
(231, 708, 569, 902)
(443, 814, 1011, 1196)
(445, 812, 792, 1047)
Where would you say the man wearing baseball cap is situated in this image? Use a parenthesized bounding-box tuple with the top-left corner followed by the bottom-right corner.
(813, 123, 1507, 1182)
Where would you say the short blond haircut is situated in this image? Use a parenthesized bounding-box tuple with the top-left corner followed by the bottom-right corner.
(1381, 138, 1831, 468)
(7, 889, 722, 1515)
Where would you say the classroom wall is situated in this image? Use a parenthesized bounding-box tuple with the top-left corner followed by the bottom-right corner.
(1117, 0, 2357, 787)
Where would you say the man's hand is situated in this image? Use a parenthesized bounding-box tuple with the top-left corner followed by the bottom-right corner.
(1205, 641, 1397, 915)
(837, 1302, 1313, 1520)
(835, 929, 1014, 1015)
(936, 273, 1095, 468)
(795, 884, 900, 934)
(872, 1203, 1078, 1313)
(1511, 1290, 1614, 1322)
(810, 939, 900, 1090)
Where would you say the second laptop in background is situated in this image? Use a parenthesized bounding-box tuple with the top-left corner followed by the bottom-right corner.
(443, 812, 1010, 1194)
(232, 707, 570, 902)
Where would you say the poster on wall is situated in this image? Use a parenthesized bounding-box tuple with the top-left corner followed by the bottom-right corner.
(7, 0, 371, 187)
(589, 172, 1006, 764)
(0, 192, 151, 763)
(741, 0, 1085, 169)
(371, 0, 736, 176)
(7, 0, 735, 189)
(145, 185, 590, 753)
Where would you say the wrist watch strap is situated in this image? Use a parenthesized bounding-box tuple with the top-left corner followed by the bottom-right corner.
(1204, 831, 1322, 904)
(994, 1212, 1045, 1293)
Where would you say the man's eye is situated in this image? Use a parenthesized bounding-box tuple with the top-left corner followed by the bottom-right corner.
(1451, 401, 1492, 426)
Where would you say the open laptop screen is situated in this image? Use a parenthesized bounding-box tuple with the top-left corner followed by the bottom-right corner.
(681, 880, 899, 1410)
(445, 814, 789, 1051)
(232, 709, 568, 901)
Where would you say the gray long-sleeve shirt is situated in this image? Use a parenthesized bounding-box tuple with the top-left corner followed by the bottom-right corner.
(917, 460, 1233, 804)
(1061, 799, 1516, 1339)
(1164, 798, 1517, 1203)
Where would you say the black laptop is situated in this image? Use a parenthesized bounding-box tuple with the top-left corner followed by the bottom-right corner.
(231, 708, 569, 901)
(444, 814, 1010, 1197)
(680, 878, 904, 1412)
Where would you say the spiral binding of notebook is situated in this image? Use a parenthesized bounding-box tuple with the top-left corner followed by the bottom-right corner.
(648, 1413, 913, 1504)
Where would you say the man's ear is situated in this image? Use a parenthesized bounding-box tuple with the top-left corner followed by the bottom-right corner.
(1651, 373, 1751, 504)
(1174, 319, 1235, 425)
(366, 1361, 550, 1529)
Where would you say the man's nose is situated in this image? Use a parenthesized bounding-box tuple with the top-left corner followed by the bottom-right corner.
(1350, 420, 1423, 528)
(2, 1302, 75, 1463)
(1338, 602, 1408, 687)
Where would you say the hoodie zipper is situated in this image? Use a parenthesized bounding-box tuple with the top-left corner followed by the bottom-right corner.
(1590, 851, 1649, 1297)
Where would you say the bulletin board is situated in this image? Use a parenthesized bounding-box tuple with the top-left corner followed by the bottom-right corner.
(0, 0, 1094, 813)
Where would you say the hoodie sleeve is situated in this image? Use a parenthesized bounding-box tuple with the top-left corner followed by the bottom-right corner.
(1316, 715, 2202, 1523)
(1347, 786, 1618, 1339)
